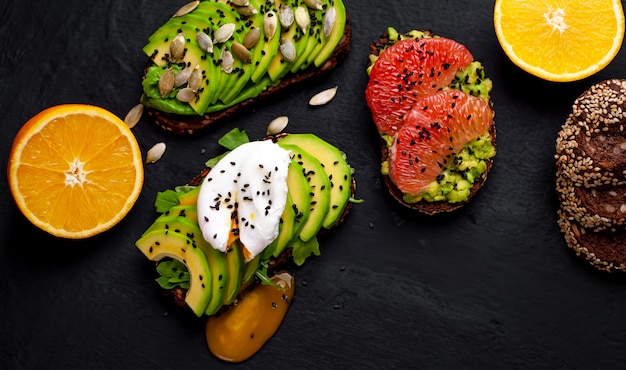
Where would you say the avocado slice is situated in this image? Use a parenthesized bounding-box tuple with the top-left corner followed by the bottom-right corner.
(136, 229, 212, 317)
(277, 142, 330, 242)
(263, 191, 297, 259)
(222, 241, 245, 306)
(289, 4, 321, 72)
(283, 159, 312, 240)
(267, 0, 310, 81)
(177, 186, 200, 206)
(278, 133, 352, 229)
(160, 205, 198, 224)
(141, 216, 228, 316)
(312, 1, 347, 67)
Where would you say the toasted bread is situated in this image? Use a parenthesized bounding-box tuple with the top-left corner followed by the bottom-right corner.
(143, 12, 352, 136)
(368, 29, 496, 215)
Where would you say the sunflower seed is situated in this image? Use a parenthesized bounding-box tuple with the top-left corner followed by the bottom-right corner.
(231, 41, 251, 63)
(221, 49, 234, 73)
(235, 4, 258, 17)
(214, 23, 236, 44)
(243, 27, 261, 49)
(309, 86, 338, 106)
(174, 66, 192, 87)
(231, 0, 249, 6)
(303, 0, 322, 10)
(295, 7, 310, 33)
(124, 103, 144, 129)
(264, 11, 277, 39)
(176, 87, 197, 102)
(266, 116, 289, 135)
(279, 38, 296, 62)
(323, 6, 336, 38)
(187, 64, 203, 91)
(173, 1, 199, 17)
(158, 68, 175, 98)
(197, 31, 213, 53)
(279, 5, 294, 28)
(169, 33, 186, 62)
(146, 142, 166, 164)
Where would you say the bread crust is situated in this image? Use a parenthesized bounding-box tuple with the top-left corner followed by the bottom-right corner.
(368, 30, 496, 215)
(144, 14, 352, 136)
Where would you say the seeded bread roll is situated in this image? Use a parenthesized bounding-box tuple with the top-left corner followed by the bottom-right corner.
(144, 15, 352, 136)
(555, 79, 626, 272)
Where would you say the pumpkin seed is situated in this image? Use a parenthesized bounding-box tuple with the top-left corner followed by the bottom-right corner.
(158, 68, 175, 98)
(232, 42, 251, 63)
(266, 116, 289, 135)
(214, 23, 236, 44)
(146, 142, 166, 164)
(303, 0, 322, 10)
(187, 64, 203, 91)
(221, 49, 234, 73)
(124, 103, 144, 129)
(264, 11, 277, 39)
(309, 86, 338, 106)
(279, 5, 294, 28)
(243, 27, 261, 49)
(173, 1, 199, 17)
(169, 32, 186, 62)
(235, 4, 258, 17)
(176, 87, 197, 103)
(323, 7, 336, 38)
(174, 66, 192, 87)
(197, 31, 213, 53)
(295, 6, 310, 33)
(279, 38, 296, 62)
(231, 0, 249, 6)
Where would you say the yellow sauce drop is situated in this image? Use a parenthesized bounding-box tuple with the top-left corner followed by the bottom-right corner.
(206, 271, 295, 362)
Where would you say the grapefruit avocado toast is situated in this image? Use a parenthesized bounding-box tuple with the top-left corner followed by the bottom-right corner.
(365, 28, 496, 214)
(135, 128, 356, 331)
(139, 0, 351, 135)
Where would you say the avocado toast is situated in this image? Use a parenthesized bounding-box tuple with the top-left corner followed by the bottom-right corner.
(135, 128, 356, 318)
(139, 0, 351, 135)
(365, 28, 496, 214)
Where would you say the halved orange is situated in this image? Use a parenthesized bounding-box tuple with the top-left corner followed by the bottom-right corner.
(494, 0, 625, 82)
(7, 104, 144, 239)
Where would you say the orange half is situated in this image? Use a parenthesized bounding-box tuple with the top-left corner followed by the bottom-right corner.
(8, 104, 144, 239)
(494, 0, 625, 82)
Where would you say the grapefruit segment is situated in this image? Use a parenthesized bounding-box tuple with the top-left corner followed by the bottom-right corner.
(389, 90, 493, 195)
(365, 37, 474, 136)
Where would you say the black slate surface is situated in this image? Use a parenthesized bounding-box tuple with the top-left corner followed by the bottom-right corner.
(2, 0, 626, 368)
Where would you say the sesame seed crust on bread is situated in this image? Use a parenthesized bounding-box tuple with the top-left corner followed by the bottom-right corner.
(555, 79, 626, 272)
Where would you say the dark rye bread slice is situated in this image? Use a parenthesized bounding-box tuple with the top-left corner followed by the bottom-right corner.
(369, 30, 496, 215)
(165, 133, 357, 309)
(556, 167, 626, 232)
(557, 208, 626, 272)
(555, 79, 626, 188)
(144, 14, 352, 136)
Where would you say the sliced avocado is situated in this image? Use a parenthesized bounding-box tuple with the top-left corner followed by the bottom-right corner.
(263, 191, 297, 259)
(136, 229, 212, 317)
(140, 216, 228, 316)
(160, 205, 198, 224)
(277, 142, 330, 242)
(249, 0, 281, 83)
(142, 18, 216, 115)
(222, 241, 245, 306)
(177, 186, 200, 206)
(290, 4, 322, 72)
(312, 1, 347, 67)
(283, 159, 311, 241)
(267, 0, 310, 81)
(279, 133, 351, 229)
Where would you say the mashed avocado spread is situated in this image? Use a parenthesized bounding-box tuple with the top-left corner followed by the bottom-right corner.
(371, 27, 495, 204)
